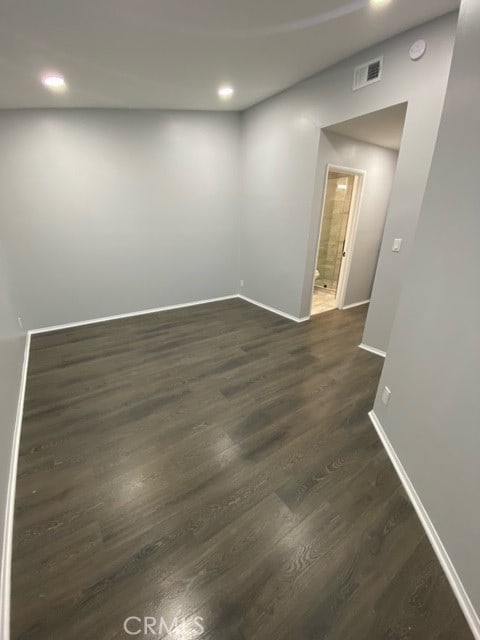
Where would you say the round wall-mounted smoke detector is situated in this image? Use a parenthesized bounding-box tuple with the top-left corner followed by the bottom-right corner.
(409, 40, 427, 61)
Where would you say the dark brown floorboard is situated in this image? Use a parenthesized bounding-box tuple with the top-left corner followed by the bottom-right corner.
(11, 299, 472, 639)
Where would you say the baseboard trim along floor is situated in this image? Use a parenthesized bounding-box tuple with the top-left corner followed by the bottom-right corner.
(29, 295, 239, 334)
(342, 299, 370, 310)
(359, 343, 387, 358)
(238, 295, 309, 323)
(0, 334, 31, 640)
(368, 410, 480, 640)
(29, 295, 311, 335)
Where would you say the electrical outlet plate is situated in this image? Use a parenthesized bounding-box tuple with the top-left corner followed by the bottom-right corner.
(382, 386, 391, 406)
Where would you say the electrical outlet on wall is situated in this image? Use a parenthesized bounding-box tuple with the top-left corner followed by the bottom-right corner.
(17, 316, 23, 329)
(382, 386, 392, 406)
(240, 280, 244, 288)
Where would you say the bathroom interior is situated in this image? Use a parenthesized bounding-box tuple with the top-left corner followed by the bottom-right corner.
(312, 170, 357, 315)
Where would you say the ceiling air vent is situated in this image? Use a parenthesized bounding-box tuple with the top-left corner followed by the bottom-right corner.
(353, 56, 383, 91)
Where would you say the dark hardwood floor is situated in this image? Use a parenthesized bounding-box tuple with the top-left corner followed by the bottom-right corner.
(11, 299, 472, 639)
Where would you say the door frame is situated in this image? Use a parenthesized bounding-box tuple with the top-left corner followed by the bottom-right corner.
(309, 164, 366, 313)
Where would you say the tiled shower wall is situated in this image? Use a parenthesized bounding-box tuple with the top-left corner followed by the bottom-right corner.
(316, 172, 354, 291)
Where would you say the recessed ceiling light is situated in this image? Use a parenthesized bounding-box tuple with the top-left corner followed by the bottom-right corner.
(41, 74, 67, 91)
(218, 85, 234, 100)
(370, 0, 391, 7)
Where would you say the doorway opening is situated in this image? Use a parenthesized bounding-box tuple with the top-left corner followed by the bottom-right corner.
(305, 101, 408, 319)
(311, 166, 364, 315)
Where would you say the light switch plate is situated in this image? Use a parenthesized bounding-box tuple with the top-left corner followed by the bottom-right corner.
(392, 238, 402, 252)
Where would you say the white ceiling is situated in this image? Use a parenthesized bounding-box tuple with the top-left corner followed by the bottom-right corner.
(327, 102, 408, 150)
(0, 0, 459, 110)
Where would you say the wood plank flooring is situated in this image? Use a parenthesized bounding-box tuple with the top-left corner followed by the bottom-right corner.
(11, 299, 472, 639)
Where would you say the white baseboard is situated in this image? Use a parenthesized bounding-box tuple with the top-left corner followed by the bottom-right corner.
(29, 294, 314, 335)
(238, 295, 309, 323)
(0, 333, 31, 640)
(342, 299, 370, 310)
(359, 342, 386, 358)
(368, 411, 480, 639)
(29, 295, 238, 334)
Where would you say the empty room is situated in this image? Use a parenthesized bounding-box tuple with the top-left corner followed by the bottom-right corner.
(1, 1, 479, 639)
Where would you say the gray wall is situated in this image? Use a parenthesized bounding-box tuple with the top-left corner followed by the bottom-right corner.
(0, 244, 26, 618)
(373, 0, 480, 617)
(305, 130, 398, 315)
(0, 110, 241, 329)
(240, 13, 457, 347)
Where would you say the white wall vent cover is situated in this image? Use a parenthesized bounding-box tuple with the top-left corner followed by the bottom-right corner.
(353, 57, 383, 90)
